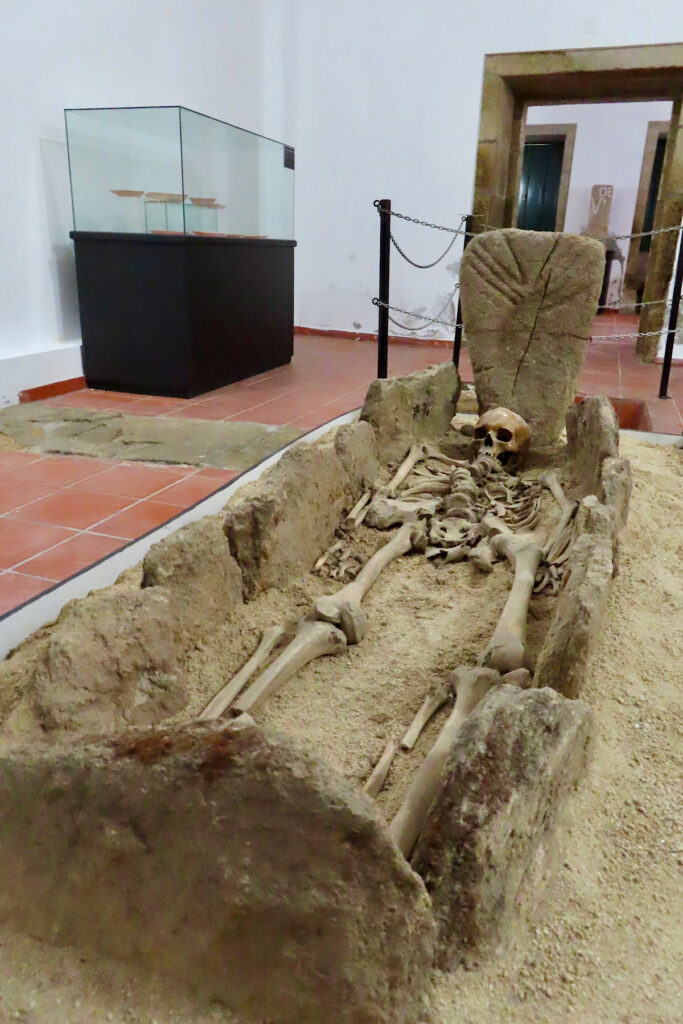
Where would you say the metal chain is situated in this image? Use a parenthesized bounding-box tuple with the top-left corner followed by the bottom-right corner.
(372, 295, 460, 332)
(389, 223, 464, 269)
(476, 220, 682, 243)
(374, 201, 466, 235)
(597, 297, 670, 311)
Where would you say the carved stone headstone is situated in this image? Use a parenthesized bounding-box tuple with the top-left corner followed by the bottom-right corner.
(460, 229, 604, 444)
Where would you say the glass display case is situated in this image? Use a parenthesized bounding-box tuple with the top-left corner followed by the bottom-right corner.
(65, 106, 296, 398)
(65, 105, 294, 239)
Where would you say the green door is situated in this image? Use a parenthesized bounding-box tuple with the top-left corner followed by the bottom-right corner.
(517, 140, 564, 231)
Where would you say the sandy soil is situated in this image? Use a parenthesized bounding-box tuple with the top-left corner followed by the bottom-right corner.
(0, 436, 681, 1023)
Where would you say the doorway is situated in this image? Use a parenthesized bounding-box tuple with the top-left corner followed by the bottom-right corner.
(517, 139, 564, 230)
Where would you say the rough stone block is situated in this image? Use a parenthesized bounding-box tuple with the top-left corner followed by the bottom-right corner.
(411, 686, 593, 966)
(29, 587, 184, 734)
(534, 496, 615, 698)
(566, 395, 619, 496)
(0, 719, 435, 1024)
(600, 455, 633, 533)
(333, 419, 381, 491)
(224, 440, 353, 598)
(460, 230, 604, 444)
(360, 363, 461, 464)
(142, 516, 243, 655)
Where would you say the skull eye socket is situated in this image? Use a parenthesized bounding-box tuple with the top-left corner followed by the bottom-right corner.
(473, 426, 488, 439)
(496, 427, 513, 442)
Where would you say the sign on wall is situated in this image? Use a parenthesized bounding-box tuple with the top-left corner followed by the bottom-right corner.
(587, 184, 614, 238)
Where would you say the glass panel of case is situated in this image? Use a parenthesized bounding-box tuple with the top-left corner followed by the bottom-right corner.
(65, 106, 294, 240)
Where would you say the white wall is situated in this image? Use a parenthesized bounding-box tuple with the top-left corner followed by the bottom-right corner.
(290, 0, 683, 335)
(0, 0, 276, 403)
(2, 0, 683, 396)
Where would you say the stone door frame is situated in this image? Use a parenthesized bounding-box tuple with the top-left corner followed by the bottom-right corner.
(472, 42, 683, 361)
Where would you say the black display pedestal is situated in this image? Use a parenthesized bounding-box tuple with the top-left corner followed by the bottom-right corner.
(71, 232, 296, 398)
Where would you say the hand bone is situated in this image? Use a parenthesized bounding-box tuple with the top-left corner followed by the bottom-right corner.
(479, 532, 543, 674)
(314, 521, 427, 643)
(233, 617, 347, 714)
(198, 625, 285, 720)
(389, 666, 501, 857)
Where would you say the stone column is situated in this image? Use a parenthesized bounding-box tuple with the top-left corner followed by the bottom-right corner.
(639, 94, 683, 361)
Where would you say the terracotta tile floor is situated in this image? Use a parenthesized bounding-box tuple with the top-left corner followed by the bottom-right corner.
(1, 321, 680, 620)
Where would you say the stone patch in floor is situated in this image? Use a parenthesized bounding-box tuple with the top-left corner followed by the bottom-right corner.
(0, 406, 302, 470)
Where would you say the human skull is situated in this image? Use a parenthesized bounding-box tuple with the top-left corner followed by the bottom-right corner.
(473, 408, 531, 472)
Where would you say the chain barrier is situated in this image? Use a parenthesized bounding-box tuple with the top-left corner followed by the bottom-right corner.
(474, 219, 683, 243)
(373, 201, 466, 235)
(372, 296, 460, 332)
(390, 223, 464, 269)
(597, 297, 670, 312)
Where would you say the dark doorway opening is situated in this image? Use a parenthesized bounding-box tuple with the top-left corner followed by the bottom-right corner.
(640, 134, 667, 253)
(517, 140, 565, 231)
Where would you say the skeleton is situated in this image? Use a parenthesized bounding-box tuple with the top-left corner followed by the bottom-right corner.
(200, 406, 579, 861)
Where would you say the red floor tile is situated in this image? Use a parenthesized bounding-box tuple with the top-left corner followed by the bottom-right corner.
(13, 489, 132, 531)
(0, 450, 45, 470)
(0, 518, 75, 569)
(194, 467, 240, 482)
(17, 531, 126, 581)
(154, 475, 231, 507)
(75, 463, 191, 499)
(0, 572, 54, 615)
(95, 500, 182, 539)
(0, 474, 58, 514)
(15, 455, 112, 486)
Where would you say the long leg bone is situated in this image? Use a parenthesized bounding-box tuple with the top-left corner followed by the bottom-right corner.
(314, 521, 427, 642)
(400, 680, 452, 750)
(364, 739, 397, 798)
(389, 667, 501, 857)
(233, 617, 347, 714)
(197, 626, 286, 720)
(479, 532, 543, 674)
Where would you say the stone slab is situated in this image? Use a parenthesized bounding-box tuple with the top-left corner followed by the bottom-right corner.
(566, 395, 619, 497)
(360, 363, 460, 464)
(0, 404, 301, 469)
(0, 585, 185, 739)
(460, 229, 604, 444)
(0, 718, 435, 1024)
(411, 685, 593, 967)
(333, 419, 382, 491)
(224, 439, 354, 598)
(142, 516, 243, 656)
(534, 496, 615, 698)
(600, 455, 633, 533)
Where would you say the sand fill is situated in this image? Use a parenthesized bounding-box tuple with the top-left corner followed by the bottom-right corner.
(0, 436, 680, 1023)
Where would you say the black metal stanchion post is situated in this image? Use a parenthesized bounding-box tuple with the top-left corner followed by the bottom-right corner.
(377, 199, 391, 379)
(658, 227, 683, 400)
(452, 214, 474, 369)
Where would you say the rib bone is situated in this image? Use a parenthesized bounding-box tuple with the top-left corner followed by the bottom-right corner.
(314, 521, 427, 642)
(233, 617, 347, 714)
(197, 625, 285, 720)
(479, 532, 543, 674)
(389, 666, 500, 857)
(364, 739, 397, 798)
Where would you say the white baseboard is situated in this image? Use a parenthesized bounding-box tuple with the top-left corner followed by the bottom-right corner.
(0, 344, 83, 407)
